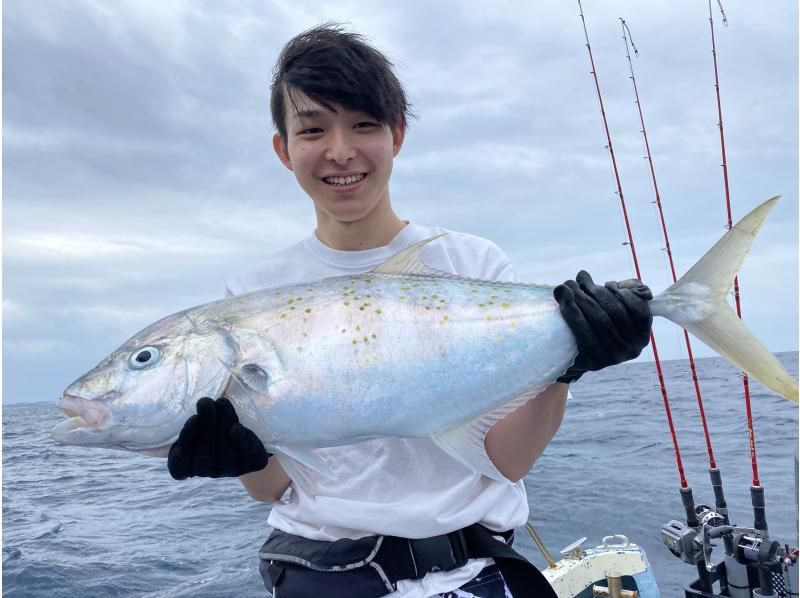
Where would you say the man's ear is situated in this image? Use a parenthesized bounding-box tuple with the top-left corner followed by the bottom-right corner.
(273, 133, 293, 171)
(391, 123, 406, 157)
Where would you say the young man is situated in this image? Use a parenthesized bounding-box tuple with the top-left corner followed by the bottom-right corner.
(167, 25, 652, 598)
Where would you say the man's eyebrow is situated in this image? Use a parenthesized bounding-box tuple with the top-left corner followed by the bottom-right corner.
(293, 109, 325, 120)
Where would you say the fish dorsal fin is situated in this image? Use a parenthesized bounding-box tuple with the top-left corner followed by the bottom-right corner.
(371, 234, 448, 276)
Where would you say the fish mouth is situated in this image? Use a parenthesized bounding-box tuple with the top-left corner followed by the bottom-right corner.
(53, 391, 181, 453)
(56, 392, 115, 431)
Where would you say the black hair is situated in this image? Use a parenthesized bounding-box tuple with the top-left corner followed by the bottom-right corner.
(270, 23, 413, 140)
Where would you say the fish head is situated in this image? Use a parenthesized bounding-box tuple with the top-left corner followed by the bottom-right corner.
(53, 311, 235, 455)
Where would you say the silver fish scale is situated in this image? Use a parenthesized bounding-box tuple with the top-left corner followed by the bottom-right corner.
(219, 273, 577, 447)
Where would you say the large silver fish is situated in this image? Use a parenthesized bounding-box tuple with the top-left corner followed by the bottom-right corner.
(53, 198, 798, 481)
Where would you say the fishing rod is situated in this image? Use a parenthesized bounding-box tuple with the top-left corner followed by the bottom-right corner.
(575, 3, 716, 590)
(653, 6, 796, 597)
(708, 0, 770, 549)
(618, 18, 729, 522)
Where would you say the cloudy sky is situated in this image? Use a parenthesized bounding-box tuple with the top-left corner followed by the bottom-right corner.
(3, 0, 797, 404)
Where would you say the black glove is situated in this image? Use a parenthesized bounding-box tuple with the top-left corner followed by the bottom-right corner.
(553, 270, 652, 383)
(168, 397, 270, 480)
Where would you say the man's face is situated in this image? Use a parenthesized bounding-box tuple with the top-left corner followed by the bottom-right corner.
(273, 90, 404, 224)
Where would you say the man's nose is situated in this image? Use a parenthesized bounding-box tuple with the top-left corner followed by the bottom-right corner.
(325, 130, 356, 164)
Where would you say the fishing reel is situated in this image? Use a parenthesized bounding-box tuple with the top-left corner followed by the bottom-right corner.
(662, 503, 788, 571)
(663, 504, 798, 597)
(661, 504, 728, 569)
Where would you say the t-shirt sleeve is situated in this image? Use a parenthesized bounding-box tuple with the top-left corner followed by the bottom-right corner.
(480, 240, 517, 283)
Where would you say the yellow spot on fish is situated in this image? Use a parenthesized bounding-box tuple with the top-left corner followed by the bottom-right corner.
(495, 338, 503, 345)
(444, 316, 449, 320)
(363, 336, 369, 343)
(344, 301, 350, 306)
(356, 325, 361, 331)
(479, 303, 485, 307)
(302, 332, 308, 337)
(501, 303, 510, 308)
(305, 308, 312, 313)
(280, 313, 287, 319)
(289, 306, 295, 310)
(511, 321, 517, 329)
(296, 297, 304, 301)
(486, 316, 493, 321)
(371, 334, 377, 339)
(297, 347, 303, 352)
(375, 309, 382, 314)
(432, 294, 438, 299)
(352, 339, 358, 344)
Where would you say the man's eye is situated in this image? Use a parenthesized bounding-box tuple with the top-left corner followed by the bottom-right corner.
(354, 122, 378, 129)
(300, 127, 323, 135)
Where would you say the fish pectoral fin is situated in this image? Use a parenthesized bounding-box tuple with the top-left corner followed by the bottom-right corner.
(431, 386, 548, 483)
(238, 364, 272, 395)
(273, 445, 335, 481)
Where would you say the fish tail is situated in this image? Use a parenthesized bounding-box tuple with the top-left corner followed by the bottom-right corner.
(650, 196, 798, 402)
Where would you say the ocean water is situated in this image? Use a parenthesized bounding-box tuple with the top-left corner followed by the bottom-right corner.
(3, 353, 798, 597)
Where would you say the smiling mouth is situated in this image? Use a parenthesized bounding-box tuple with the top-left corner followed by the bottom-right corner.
(322, 173, 367, 187)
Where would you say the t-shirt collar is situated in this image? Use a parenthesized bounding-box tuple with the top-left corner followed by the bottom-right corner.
(304, 222, 424, 270)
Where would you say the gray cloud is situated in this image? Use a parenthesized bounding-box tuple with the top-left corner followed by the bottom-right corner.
(3, 0, 797, 404)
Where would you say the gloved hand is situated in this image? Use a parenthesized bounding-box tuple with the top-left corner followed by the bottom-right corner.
(168, 397, 270, 480)
(553, 270, 652, 383)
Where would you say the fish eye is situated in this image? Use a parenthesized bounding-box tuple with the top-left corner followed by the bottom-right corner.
(129, 346, 161, 370)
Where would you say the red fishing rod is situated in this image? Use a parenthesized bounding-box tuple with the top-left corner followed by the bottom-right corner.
(619, 18, 728, 521)
(708, 0, 768, 540)
(576, 3, 713, 589)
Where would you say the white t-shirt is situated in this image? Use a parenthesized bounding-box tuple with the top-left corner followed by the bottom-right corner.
(227, 223, 530, 597)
